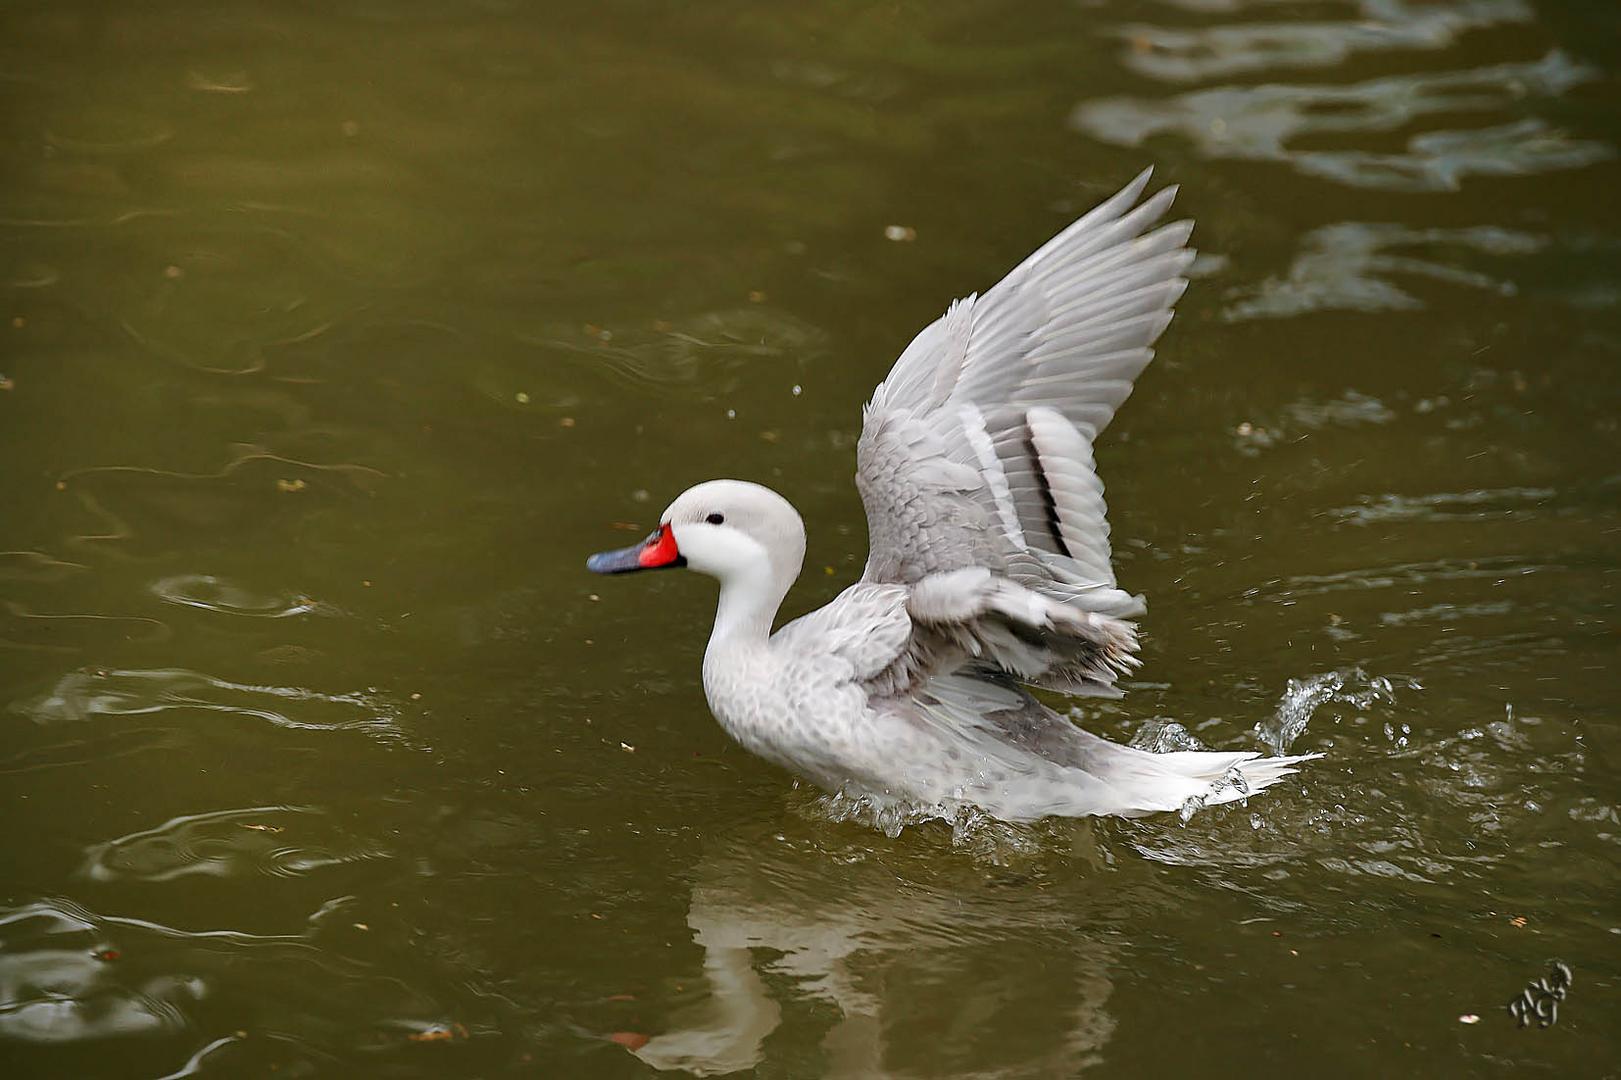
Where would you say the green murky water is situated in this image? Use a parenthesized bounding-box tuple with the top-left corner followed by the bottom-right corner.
(2, 2, 1617, 1075)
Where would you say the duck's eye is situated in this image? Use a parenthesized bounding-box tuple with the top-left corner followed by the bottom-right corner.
(705, 512, 725, 525)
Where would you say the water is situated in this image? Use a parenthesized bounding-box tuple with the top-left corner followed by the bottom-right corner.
(1, 1, 1617, 1075)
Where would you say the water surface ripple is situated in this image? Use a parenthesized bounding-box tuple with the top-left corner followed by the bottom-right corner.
(0, 0, 1615, 1076)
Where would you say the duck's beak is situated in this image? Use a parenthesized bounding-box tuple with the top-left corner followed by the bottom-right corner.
(587, 523, 686, 574)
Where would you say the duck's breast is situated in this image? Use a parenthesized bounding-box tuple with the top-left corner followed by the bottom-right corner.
(702, 643, 874, 788)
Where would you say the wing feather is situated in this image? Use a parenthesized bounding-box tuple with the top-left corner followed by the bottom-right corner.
(852, 169, 1192, 694)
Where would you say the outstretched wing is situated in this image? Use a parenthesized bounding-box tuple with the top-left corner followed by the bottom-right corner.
(855, 169, 1192, 621)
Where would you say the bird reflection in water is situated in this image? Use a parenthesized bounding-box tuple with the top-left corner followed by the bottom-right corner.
(632, 822, 1123, 1077)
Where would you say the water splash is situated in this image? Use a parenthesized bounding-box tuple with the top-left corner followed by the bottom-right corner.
(1177, 764, 1253, 824)
(805, 790, 1051, 859)
(1130, 718, 1208, 753)
(812, 789, 982, 840)
(1256, 668, 1411, 753)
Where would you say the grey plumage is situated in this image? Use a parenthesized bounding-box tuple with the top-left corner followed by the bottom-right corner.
(850, 168, 1188, 701)
(593, 170, 1318, 822)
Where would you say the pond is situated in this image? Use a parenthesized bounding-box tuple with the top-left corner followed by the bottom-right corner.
(1, 1, 1616, 1075)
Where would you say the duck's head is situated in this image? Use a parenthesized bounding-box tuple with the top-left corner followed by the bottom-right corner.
(587, 479, 805, 590)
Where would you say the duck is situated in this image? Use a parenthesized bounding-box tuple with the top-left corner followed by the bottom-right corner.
(587, 169, 1318, 821)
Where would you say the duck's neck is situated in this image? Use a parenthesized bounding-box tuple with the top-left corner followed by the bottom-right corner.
(707, 563, 791, 654)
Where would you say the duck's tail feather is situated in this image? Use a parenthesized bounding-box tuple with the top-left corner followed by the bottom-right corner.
(1079, 738, 1322, 818)
(907, 671, 1322, 820)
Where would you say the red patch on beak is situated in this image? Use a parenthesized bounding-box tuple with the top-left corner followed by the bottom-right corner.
(638, 523, 681, 568)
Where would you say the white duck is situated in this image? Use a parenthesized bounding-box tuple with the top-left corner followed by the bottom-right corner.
(588, 169, 1317, 821)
